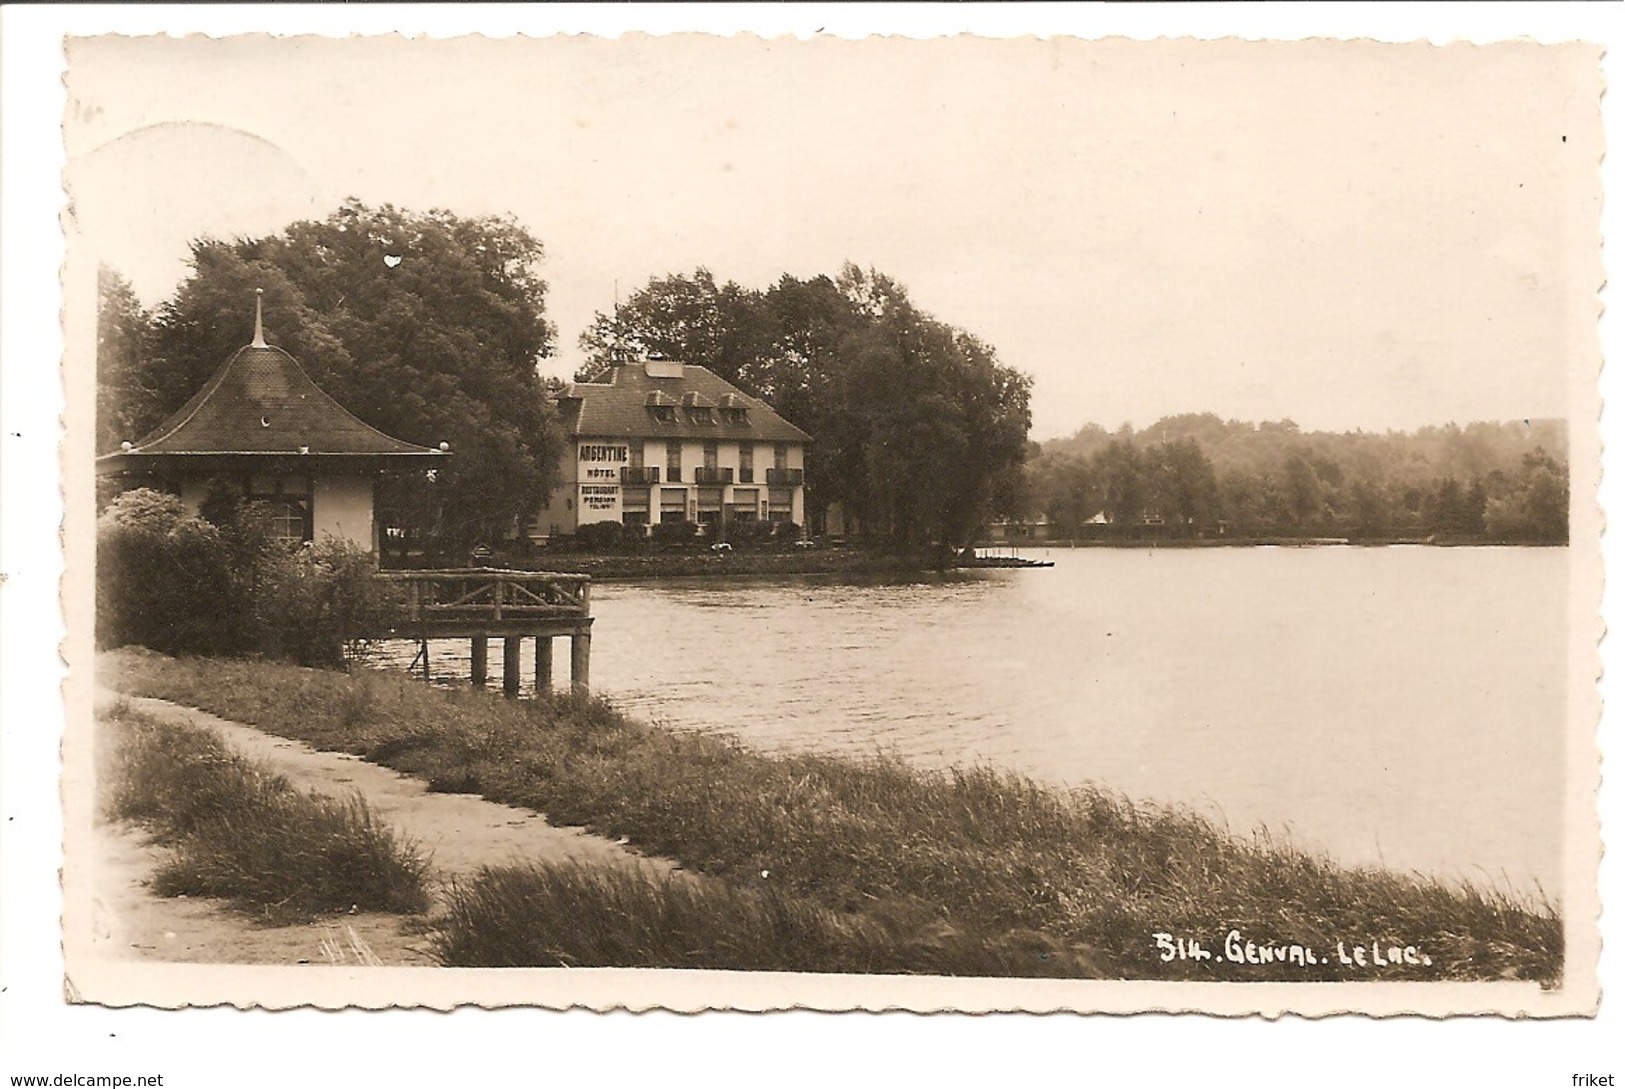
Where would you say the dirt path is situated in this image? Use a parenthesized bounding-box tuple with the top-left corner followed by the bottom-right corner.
(93, 691, 680, 967)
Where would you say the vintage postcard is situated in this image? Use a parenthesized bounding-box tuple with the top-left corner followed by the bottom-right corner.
(53, 29, 1602, 1022)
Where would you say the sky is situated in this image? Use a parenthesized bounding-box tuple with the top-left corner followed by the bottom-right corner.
(63, 33, 1600, 441)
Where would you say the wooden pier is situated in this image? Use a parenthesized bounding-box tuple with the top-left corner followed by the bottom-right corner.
(374, 569, 593, 696)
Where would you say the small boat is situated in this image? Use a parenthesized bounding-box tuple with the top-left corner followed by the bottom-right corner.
(956, 547, 1054, 569)
(958, 555, 1054, 569)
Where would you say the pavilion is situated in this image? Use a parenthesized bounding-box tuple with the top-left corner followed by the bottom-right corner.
(96, 291, 447, 553)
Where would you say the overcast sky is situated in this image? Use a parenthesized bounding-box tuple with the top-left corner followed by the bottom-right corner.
(64, 34, 1601, 440)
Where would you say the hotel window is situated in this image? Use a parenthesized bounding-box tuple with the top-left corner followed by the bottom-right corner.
(767, 486, 794, 523)
(628, 442, 644, 470)
(703, 441, 718, 471)
(774, 443, 789, 471)
(666, 440, 683, 482)
(738, 443, 753, 483)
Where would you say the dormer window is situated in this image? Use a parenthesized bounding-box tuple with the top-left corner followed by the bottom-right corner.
(717, 393, 747, 425)
(646, 390, 678, 423)
(679, 390, 717, 426)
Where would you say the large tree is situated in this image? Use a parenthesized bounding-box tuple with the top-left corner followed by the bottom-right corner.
(580, 264, 1033, 551)
(127, 200, 563, 548)
(577, 267, 770, 387)
(96, 266, 160, 456)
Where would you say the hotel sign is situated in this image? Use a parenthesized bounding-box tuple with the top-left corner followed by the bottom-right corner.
(581, 484, 619, 512)
(579, 444, 628, 501)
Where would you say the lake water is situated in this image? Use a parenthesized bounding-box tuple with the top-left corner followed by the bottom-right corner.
(376, 547, 1569, 897)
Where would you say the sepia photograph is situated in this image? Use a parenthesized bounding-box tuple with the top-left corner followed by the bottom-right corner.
(4, 3, 1621, 1085)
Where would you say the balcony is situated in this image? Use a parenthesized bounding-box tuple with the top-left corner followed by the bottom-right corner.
(766, 468, 804, 485)
(693, 467, 735, 485)
(620, 466, 661, 484)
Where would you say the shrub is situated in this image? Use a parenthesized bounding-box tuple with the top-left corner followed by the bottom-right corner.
(724, 519, 774, 547)
(96, 489, 237, 654)
(650, 520, 700, 546)
(96, 487, 400, 666)
(574, 519, 626, 551)
(253, 538, 401, 667)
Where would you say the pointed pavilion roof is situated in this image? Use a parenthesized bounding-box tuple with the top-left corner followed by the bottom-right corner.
(99, 292, 443, 467)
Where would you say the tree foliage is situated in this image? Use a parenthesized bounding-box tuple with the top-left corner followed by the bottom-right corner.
(580, 264, 1033, 550)
(115, 200, 563, 548)
(1021, 413, 1568, 544)
(96, 267, 161, 455)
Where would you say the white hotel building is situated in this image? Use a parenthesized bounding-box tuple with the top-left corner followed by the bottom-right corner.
(532, 358, 810, 539)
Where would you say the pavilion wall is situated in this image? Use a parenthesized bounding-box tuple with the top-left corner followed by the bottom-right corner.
(312, 473, 377, 553)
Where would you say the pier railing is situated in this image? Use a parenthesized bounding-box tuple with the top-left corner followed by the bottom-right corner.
(373, 568, 595, 694)
(374, 568, 591, 633)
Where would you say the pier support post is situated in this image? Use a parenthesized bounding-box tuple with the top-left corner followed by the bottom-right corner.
(570, 630, 591, 694)
(503, 637, 523, 698)
(470, 636, 488, 688)
(535, 636, 553, 693)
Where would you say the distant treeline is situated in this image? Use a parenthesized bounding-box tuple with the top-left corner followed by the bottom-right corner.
(1017, 414, 1568, 544)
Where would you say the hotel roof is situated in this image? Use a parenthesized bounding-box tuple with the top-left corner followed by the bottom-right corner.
(557, 361, 812, 443)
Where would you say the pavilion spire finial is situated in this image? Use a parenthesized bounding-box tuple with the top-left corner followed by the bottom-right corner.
(251, 288, 267, 348)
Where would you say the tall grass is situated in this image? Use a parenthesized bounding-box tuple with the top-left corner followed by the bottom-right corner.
(103, 649, 1562, 981)
(435, 862, 1104, 976)
(101, 700, 430, 921)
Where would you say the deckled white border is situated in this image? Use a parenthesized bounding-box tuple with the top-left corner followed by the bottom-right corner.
(5, 3, 1621, 1086)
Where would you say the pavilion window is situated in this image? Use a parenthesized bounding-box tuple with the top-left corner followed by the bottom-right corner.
(246, 472, 312, 545)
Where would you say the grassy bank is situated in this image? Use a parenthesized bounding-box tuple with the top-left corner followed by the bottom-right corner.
(102, 649, 1562, 982)
(435, 862, 1103, 975)
(100, 700, 431, 922)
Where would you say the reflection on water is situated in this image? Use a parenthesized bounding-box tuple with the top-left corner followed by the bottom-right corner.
(374, 547, 1567, 896)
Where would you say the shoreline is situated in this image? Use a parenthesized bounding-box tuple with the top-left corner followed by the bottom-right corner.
(98, 648, 1562, 983)
(382, 537, 1567, 583)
